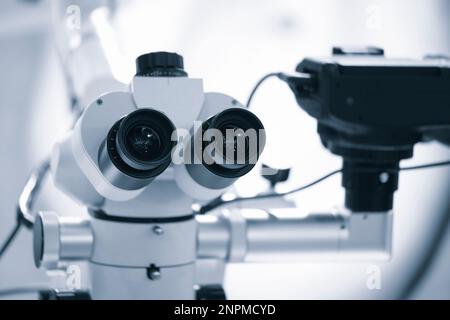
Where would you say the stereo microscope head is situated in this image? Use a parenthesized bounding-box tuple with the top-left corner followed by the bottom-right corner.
(50, 51, 266, 207)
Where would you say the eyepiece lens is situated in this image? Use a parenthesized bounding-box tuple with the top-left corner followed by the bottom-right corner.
(185, 108, 266, 189)
(101, 108, 176, 180)
(203, 108, 265, 171)
(126, 125, 162, 160)
(220, 124, 250, 160)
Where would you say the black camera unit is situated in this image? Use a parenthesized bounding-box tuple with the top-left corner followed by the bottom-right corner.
(285, 47, 450, 211)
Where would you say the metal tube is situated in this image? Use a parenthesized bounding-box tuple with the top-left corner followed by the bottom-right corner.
(196, 215, 230, 260)
(59, 217, 94, 261)
(197, 210, 392, 262)
(244, 213, 345, 261)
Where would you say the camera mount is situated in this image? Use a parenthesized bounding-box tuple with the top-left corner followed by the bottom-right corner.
(286, 47, 450, 211)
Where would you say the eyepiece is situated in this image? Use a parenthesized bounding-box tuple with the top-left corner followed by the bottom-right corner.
(186, 108, 266, 189)
(99, 109, 176, 190)
(204, 108, 265, 175)
(115, 109, 174, 171)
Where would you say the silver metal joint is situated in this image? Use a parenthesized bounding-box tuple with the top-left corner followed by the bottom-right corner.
(33, 211, 94, 269)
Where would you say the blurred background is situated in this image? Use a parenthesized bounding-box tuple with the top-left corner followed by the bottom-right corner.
(0, 0, 449, 299)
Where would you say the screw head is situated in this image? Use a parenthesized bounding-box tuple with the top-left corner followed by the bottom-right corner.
(147, 265, 161, 280)
(152, 225, 164, 235)
(379, 172, 389, 184)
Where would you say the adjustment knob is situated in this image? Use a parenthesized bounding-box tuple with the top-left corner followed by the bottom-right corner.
(135, 51, 187, 77)
(33, 211, 93, 269)
(33, 211, 60, 269)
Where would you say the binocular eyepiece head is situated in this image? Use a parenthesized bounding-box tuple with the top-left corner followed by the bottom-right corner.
(98, 106, 265, 194)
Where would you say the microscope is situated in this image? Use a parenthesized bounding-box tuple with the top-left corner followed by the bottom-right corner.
(31, 47, 450, 300)
(33, 51, 266, 299)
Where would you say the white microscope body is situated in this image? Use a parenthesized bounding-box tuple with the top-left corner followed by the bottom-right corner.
(34, 52, 266, 299)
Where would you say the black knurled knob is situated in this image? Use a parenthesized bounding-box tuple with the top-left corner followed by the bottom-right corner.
(136, 51, 187, 77)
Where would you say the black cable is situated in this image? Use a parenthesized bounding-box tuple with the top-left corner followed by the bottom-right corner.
(246, 72, 282, 108)
(0, 223, 22, 259)
(0, 114, 78, 262)
(198, 160, 450, 214)
(0, 159, 51, 261)
(399, 160, 450, 171)
(198, 168, 342, 214)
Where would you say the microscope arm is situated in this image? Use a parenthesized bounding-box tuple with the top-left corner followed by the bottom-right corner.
(197, 209, 392, 262)
(51, 0, 128, 110)
(34, 208, 391, 271)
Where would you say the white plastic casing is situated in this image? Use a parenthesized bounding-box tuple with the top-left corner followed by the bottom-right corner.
(51, 76, 246, 206)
